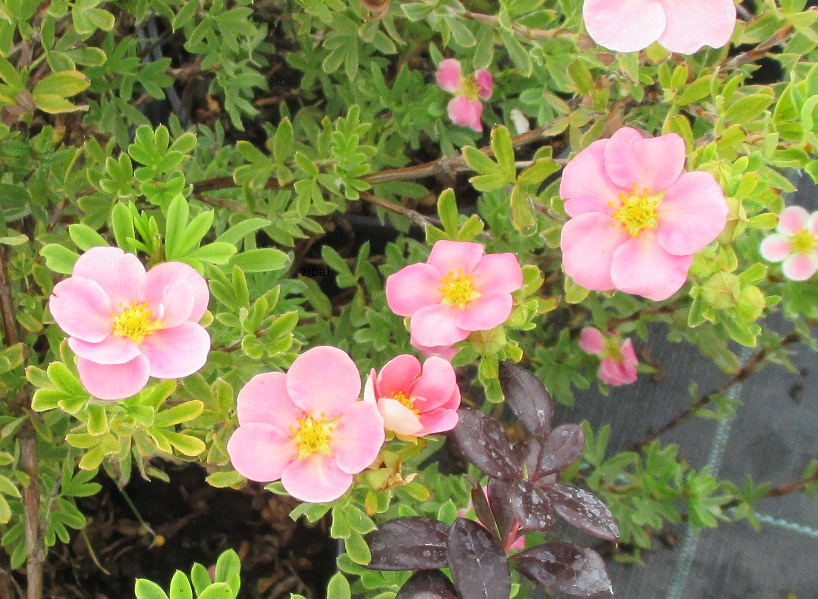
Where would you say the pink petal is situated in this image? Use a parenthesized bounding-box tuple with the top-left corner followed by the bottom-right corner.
(376, 397, 423, 436)
(226, 423, 297, 482)
(560, 213, 630, 291)
(411, 357, 460, 412)
(72, 246, 145, 306)
(620, 338, 639, 367)
(428, 240, 485, 276)
(782, 253, 818, 281)
(604, 128, 686, 194)
(417, 408, 460, 435)
(447, 96, 484, 131)
(656, 171, 728, 255)
(376, 354, 422, 399)
(582, 0, 666, 53)
(808, 212, 818, 236)
(76, 355, 150, 400)
(777, 206, 810, 235)
(281, 454, 353, 503)
(138, 322, 210, 379)
(286, 346, 361, 419)
(69, 335, 140, 365)
(411, 339, 460, 362)
(385, 263, 444, 317)
(578, 327, 605, 355)
(409, 304, 470, 347)
(470, 253, 523, 294)
(455, 293, 513, 332)
(759, 233, 792, 262)
(657, 0, 736, 54)
(598, 356, 637, 386)
(139, 262, 209, 327)
(237, 372, 302, 431)
(49, 278, 113, 343)
(560, 138, 623, 217)
(474, 69, 493, 100)
(436, 59, 462, 93)
(610, 230, 694, 301)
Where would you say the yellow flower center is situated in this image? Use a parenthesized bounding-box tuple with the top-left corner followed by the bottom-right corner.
(458, 75, 480, 101)
(613, 186, 662, 237)
(112, 302, 158, 343)
(291, 414, 335, 460)
(439, 270, 480, 309)
(392, 391, 420, 415)
(790, 229, 816, 254)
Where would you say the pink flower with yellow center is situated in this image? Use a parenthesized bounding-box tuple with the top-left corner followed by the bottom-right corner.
(578, 327, 638, 387)
(759, 206, 818, 281)
(385, 241, 523, 349)
(48, 247, 210, 400)
(583, 0, 736, 54)
(364, 354, 461, 436)
(435, 58, 493, 132)
(226, 346, 385, 504)
(559, 127, 728, 302)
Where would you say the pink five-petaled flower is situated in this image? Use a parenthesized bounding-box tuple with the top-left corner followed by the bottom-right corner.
(364, 354, 461, 437)
(48, 246, 210, 400)
(435, 58, 493, 132)
(226, 346, 385, 504)
(559, 127, 728, 302)
(759, 206, 818, 281)
(579, 327, 638, 387)
(385, 241, 523, 350)
(582, 0, 736, 54)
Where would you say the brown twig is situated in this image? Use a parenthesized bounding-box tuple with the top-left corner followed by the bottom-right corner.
(725, 24, 793, 70)
(630, 331, 802, 452)
(766, 470, 818, 498)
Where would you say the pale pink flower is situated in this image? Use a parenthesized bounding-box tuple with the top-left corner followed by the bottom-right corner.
(364, 354, 460, 436)
(435, 58, 493, 132)
(385, 241, 523, 349)
(579, 327, 638, 387)
(559, 127, 728, 301)
(759, 206, 818, 281)
(410, 338, 460, 363)
(226, 346, 385, 504)
(583, 0, 736, 54)
(48, 247, 210, 400)
(457, 486, 525, 552)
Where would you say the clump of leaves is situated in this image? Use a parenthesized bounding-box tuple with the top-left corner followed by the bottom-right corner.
(364, 362, 618, 598)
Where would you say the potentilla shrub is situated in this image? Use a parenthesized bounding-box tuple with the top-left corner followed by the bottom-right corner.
(0, 0, 816, 598)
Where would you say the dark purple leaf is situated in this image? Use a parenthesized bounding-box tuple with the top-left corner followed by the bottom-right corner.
(447, 409, 519, 480)
(396, 571, 458, 599)
(499, 362, 553, 436)
(513, 439, 541, 476)
(535, 424, 585, 479)
(447, 519, 510, 599)
(488, 478, 554, 540)
(365, 517, 450, 571)
(469, 482, 498, 538)
(513, 543, 612, 597)
(544, 483, 620, 542)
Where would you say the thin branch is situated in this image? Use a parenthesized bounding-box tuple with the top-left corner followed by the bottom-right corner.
(725, 24, 793, 70)
(360, 191, 441, 228)
(766, 470, 818, 498)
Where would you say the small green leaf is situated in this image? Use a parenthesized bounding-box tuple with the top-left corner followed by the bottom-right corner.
(169, 571, 193, 599)
(135, 579, 170, 599)
(153, 401, 204, 427)
(273, 118, 294, 165)
(164, 195, 189, 259)
(230, 248, 290, 273)
(197, 583, 234, 599)
(68, 224, 108, 250)
(498, 28, 532, 76)
(326, 573, 351, 599)
(344, 532, 371, 565)
(437, 188, 459, 237)
(33, 70, 90, 97)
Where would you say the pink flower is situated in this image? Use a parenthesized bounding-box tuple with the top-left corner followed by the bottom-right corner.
(759, 206, 818, 281)
(48, 247, 210, 400)
(578, 327, 638, 387)
(364, 354, 460, 436)
(559, 127, 728, 301)
(226, 346, 385, 504)
(582, 0, 736, 54)
(385, 241, 523, 349)
(435, 58, 493, 132)
(410, 339, 460, 363)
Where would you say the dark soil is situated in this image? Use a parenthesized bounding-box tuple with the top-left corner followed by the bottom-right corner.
(46, 464, 336, 598)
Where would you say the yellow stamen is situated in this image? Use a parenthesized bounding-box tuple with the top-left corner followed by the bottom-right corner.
(613, 189, 662, 237)
(458, 75, 480, 101)
(112, 302, 158, 343)
(291, 414, 335, 459)
(439, 270, 480, 309)
(392, 391, 420, 416)
(791, 230, 816, 254)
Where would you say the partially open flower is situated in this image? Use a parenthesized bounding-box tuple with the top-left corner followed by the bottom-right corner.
(365, 354, 460, 436)
(579, 327, 638, 387)
(435, 58, 493, 132)
(759, 206, 818, 281)
(227, 346, 385, 504)
(48, 247, 210, 400)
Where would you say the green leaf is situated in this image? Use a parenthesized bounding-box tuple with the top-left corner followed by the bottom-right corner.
(33, 94, 83, 114)
(509, 185, 535, 231)
(111, 203, 137, 252)
(344, 532, 371, 565)
(214, 549, 241, 594)
(230, 248, 290, 273)
(154, 401, 204, 427)
(676, 75, 713, 105)
(187, 243, 237, 265)
(205, 471, 245, 488)
(490, 126, 516, 182)
(326, 573, 351, 599)
(164, 194, 189, 259)
(86, 403, 108, 435)
(169, 571, 193, 599)
(498, 28, 532, 76)
(190, 564, 212, 596)
(724, 94, 775, 125)
(273, 118, 294, 165)
(68, 224, 107, 250)
(564, 276, 590, 304)
(462, 146, 501, 176)
(135, 579, 170, 599)
(32, 70, 90, 97)
(215, 218, 271, 245)
(197, 583, 234, 599)
(48, 361, 87, 397)
(437, 188, 459, 237)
